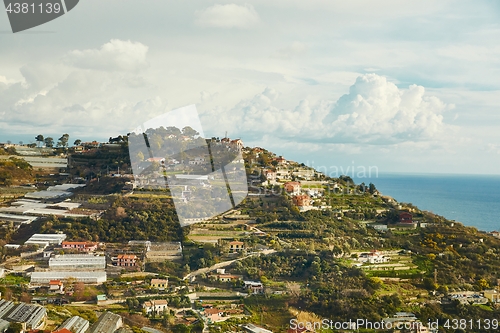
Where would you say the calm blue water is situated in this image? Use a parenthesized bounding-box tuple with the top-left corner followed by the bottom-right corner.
(354, 173, 500, 232)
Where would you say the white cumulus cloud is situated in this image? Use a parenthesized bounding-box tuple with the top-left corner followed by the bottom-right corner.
(65, 39, 149, 72)
(201, 73, 455, 145)
(0, 40, 161, 138)
(195, 3, 260, 29)
(326, 74, 454, 143)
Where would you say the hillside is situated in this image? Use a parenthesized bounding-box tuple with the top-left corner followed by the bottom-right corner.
(3, 135, 500, 333)
(0, 157, 34, 186)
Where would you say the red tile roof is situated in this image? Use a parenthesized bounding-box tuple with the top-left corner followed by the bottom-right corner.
(117, 254, 137, 259)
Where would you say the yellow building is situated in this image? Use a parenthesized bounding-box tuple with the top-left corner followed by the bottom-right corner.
(483, 290, 500, 303)
(151, 278, 169, 290)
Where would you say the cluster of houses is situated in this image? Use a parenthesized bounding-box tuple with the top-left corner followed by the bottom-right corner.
(282, 181, 330, 212)
(1, 232, 186, 293)
(442, 290, 500, 305)
(25, 234, 108, 290)
(206, 269, 265, 294)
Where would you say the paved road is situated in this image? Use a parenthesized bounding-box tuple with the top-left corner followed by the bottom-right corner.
(183, 249, 275, 280)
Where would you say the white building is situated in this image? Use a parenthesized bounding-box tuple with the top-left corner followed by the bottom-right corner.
(87, 312, 122, 333)
(143, 300, 168, 315)
(243, 281, 264, 294)
(58, 316, 90, 333)
(25, 233, 67, 247)
(242, 324, 273, 333)
(4, 303, 46, 330)
(30, 271, 107, 284)
(49, 254, 106, 270)
(0, 300, 15, 319)
(358, 251, 390, 264)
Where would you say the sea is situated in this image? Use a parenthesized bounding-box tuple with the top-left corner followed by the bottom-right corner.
(354, 173, 500, 232)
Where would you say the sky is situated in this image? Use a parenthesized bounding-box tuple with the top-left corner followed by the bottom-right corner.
(1, 0, 500, 175)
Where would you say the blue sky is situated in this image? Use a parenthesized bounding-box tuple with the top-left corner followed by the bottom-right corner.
(1, 0, 500, 175)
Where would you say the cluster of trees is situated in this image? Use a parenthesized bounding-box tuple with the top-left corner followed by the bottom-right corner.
(409, 225, 500, 288)
(182, 243, 219, 271)
(242, 196, 302, 223)
(34, 133, 78, 148)
(128, 126, 204, 163)
(232, 251, 392, 321)
(40, 197, 187, 243)
(0, 146, 16, 155)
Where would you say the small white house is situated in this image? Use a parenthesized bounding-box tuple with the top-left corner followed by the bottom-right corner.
(143, 300, 168, 315)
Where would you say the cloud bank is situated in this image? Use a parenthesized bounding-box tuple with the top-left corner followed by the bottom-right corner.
(0, 40, 159, 138)
(201, 74, 454, 145)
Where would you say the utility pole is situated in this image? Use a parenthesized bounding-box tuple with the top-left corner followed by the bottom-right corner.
(434, 269, 438, 285)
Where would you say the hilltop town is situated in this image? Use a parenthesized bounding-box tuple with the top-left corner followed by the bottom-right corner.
(1, 131, 500, 333)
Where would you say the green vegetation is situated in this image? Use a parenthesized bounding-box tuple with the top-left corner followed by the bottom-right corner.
(40, 196, 187, 242)
(3, 134, 500, 332)
(0, 157, 33, 186)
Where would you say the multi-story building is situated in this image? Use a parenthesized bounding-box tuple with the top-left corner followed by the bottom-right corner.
(115, 254, 137, 267)
(48, 280, 64, 293)
(292, 195, 311, 208)
(150, 278, 168, 290)
(284, 182, 301, 195)
(229, 241, 244, 253)
(143, 300, 168, 315)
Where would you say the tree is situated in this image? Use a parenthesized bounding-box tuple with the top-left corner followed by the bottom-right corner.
(58, 133, 70, 148)
(74, 139, 82, 146)
(477, 278, 490, 290)
(172, 324, 190, 333)
(166, 126, 182, 137)
(423, 277, 438, 291)
(44, 137, 54, 148)
(6, 322, 22, 333)
(35, 134, 44, 147)
(20, 292, 32, 303)
(182, 126, 199, 138)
